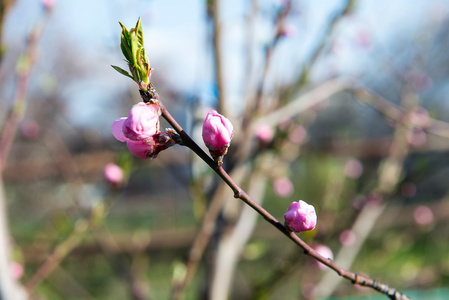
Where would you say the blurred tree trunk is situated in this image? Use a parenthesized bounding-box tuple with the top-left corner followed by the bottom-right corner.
(0, 176, 26, 300)
(209, 169, 268, 299)
(0, 0, 27, 299)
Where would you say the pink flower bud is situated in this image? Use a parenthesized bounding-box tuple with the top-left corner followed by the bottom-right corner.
(344, 158, 363, 179)
(112, 103, 176, 159)
(116, 133, 175, 160)
(122, 102, 160, 141)
(355, 30, 371, 50)
(339, 230, 356, 247)
(202, 110, 234, 163)
(284, 200, 317, 232)
(414, 205, 433, 226)
(42, 0, 56, 9)
(104, 163, 124, 184)
(21, 120, 40, 139)
(9, 261, 24, 280)
(126, 140, 154, 159)
(256, 124, 274, 143)
(406, 129, 427, 147)
(288, 125, 307, 145)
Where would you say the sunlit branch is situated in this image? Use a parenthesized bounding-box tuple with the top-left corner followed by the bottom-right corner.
(158, 95, 411, 300)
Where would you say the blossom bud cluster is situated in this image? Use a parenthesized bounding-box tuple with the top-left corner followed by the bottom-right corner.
(112, 102, 175, 159)
(113, 105, 235, 164)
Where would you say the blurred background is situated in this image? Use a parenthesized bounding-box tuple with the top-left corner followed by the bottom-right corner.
(1, 0, 449, 299)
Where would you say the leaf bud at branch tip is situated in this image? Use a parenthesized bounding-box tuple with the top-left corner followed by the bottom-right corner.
(112, 17, 152, 92)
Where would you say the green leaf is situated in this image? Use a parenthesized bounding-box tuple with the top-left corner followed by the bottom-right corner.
(135, 17, 145, 48)
(115, 17, 151, 90)
(119, 22, 132, 63)
(111, 65, 134, 80)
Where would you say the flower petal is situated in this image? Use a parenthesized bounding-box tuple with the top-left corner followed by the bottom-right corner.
(112, 117, 128, 142)
(126, 140, 153, 159)
(123, 102, 160, 141)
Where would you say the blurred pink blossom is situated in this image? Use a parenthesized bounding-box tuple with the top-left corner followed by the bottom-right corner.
(343, 158, 363, 179)
(21, 120, 40, 139)
(409, 107, 430, 127)
(273, 177, 293, 198)
(278, 118, 292, 131)
(339, 230, 356, 247)
(284, 200, 317, 232)
(355, 29, 372, 50)
(202, 110, 234, 163)
(42, 0, 56, 9)
(411, 73, 433, 92)
(414, 205, 433, 226)
(302, 283, 317, 299)
(9, 261, 24, 280)
(330, 39, 345, 55)
(104, 163, 124, 184)
(313, 244, 333, 270)
(289, 125, 307, 145)
(406, 129, 427, 147)
(367, 193, 383, 206)
(256, 124, 274, 143)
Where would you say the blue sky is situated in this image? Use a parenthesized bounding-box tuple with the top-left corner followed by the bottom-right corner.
(2, 0, 448, 133)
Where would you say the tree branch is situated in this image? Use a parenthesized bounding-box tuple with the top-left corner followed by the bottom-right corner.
(159, 101, 412, 300)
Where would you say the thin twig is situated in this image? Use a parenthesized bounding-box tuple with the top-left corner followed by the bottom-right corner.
(0, 8, 51, 171)
(212, 0, 226, 115)
(354, 88, 449, 139)
(251, 77, 353, 130)
(25, 220, 89, 294)
(293, 0, 354, 90)
(241, 0, 292, 123)
(159, 103, 412, 300)
(171, 74, 336, 298)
